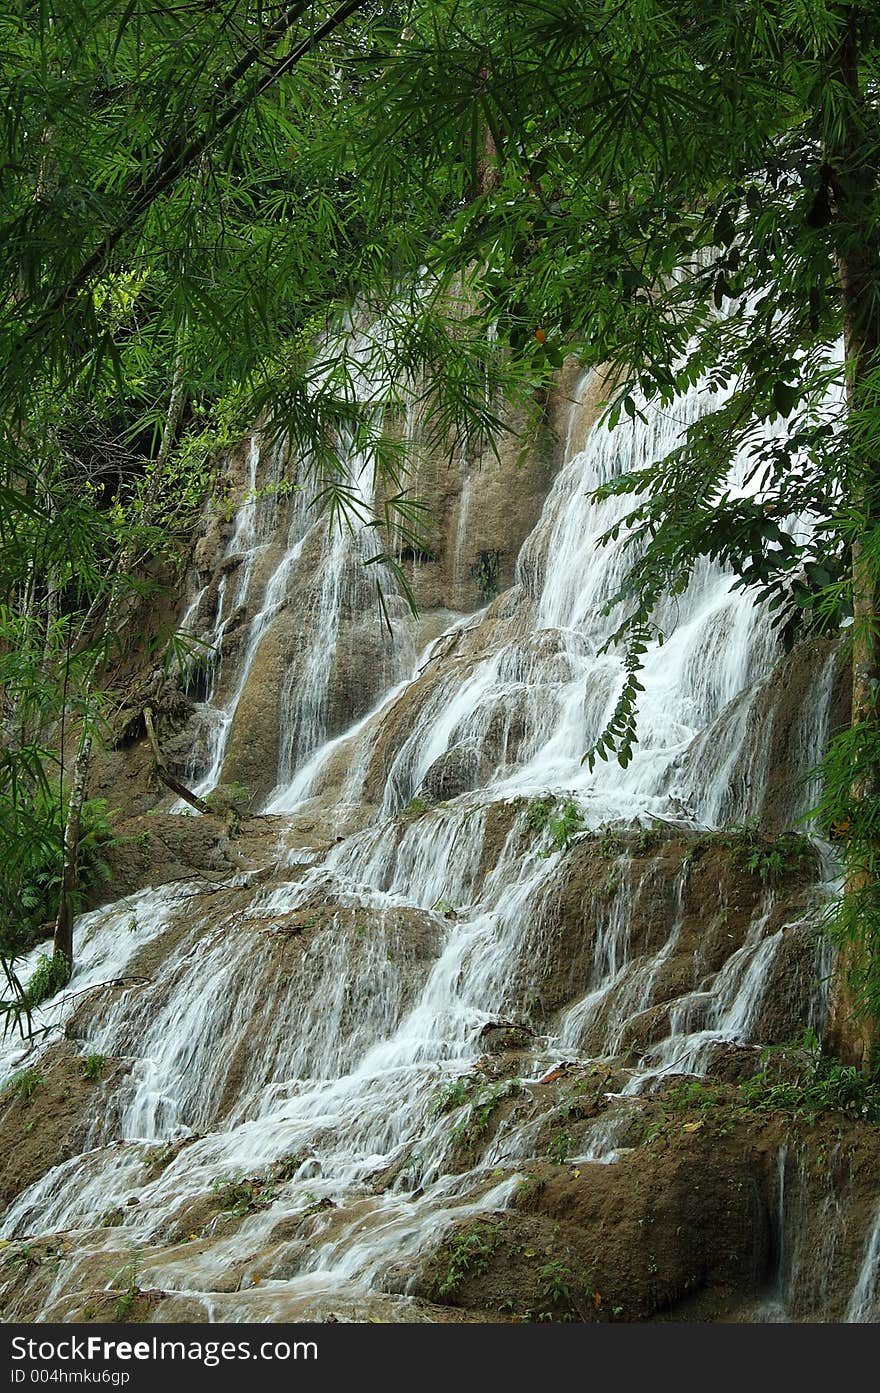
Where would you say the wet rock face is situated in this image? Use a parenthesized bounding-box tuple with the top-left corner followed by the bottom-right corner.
(409, 1130, 773, 1321)
(0, 806, 868, 1325)
(420, 744, 489, 802)
(3, 1032, 880, 1325)
(477, 1022, 534, 1055)
(90, 811, 291, 909)
(0, 1044, 126, 1211)
(500, 828, 822, 1054)
(680, 635, 849, 835)
(397, 1083, 880, 1324)
(766, 638, 850, 828)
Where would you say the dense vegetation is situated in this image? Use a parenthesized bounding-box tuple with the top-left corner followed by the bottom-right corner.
(2, 1, 880, 1065)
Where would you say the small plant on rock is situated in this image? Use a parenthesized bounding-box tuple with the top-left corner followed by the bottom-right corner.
(547, 1127, 575, 1164)
(82, 1053, 106, 1081)
(525, 799, 553, 833)
(537, 1259, 577, 1308)
(210, 1171, 277, 1219)
(546, 801, 586, 854)
(431, 1076, 472, 1116)
(110, 1254, 142, 1321)
(2, 1068, 45, 1103)
(22, 951, 71, 1010)
(436, 1222, 498, 1297)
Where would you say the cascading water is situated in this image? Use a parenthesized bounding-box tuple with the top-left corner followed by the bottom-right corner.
(179, 432, 296, 799)
(847, 1201, 880, 1322)
(0, 362, 868, 1324)
(176, 339, 415, 807)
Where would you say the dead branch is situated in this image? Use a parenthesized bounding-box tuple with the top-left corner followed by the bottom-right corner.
(143, 706, 211, 813)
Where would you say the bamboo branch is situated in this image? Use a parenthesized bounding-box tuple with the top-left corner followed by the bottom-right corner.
(20, 0, 368, 350)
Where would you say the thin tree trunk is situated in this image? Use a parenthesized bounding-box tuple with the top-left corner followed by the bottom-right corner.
(823, 20, 880, 1069)
(52, 730, 91, 969)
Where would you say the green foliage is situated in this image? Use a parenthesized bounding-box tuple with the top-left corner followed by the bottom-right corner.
(21, 951, 71, 1011)
(546, 801, 586, 854)
(1, 791, 116, 1037)
(537, 1259, 577, 1308)
(742, 1042, 880, 1123)
(209, 1171, 278, 1220)
(665, 1079, 728, 1113)
(0, 0, 544, 1029)
(2, 791, 116, 961)
(547, 1127, 575, 1165)
(473, 1077, 521, 1130)
(823, 882, 880, 1029)
(109, 1255, 142, 1322)
(168, 631, 218, 696)
(645, 1036, 880, 1127)
(742, 846, 790, 881)
(1, 0, 880, 1057)
(634, 827, 661, 855)
(692, 826, 815, 883)
(526, 797, 586, 853)
(436, 1221, 498, 1297)
(524, 799, 553, 833)
(357, 4, 880, 869)
(114, 1288, 138, 1321)
(81, 1053, 106, 1081)
(431, 1071, 524, 1155)
(0, 0, 539, 616)
(578, 827, 627, 861)
(514, 1172, 545, 1204)
(1, 1068, 46, 1104)
(431, 1076, 471, 1116)
(809, 723, 880, 1026)
(400, 796, 432, 817)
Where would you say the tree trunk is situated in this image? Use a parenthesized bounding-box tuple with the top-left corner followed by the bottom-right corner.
(823, 21, 880, 1069)
(52, 730, 91, 970)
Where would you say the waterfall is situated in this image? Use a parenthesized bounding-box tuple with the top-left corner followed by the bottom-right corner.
(847, 1200, 880, 1322)
(0, 363, 858, 1324)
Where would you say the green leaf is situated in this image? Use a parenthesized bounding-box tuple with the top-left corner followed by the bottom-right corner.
(771, 381, 798, 418)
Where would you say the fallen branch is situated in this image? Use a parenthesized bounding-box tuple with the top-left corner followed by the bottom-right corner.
(143, 707, 211, 814)
(478, 1018, 534, 1038)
